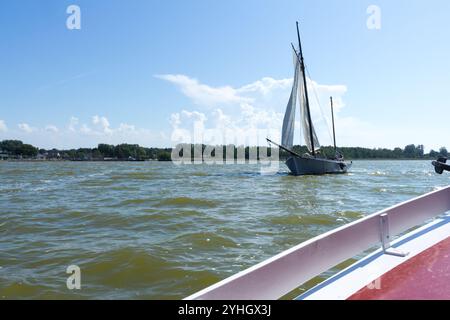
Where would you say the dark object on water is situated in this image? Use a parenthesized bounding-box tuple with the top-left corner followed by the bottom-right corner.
(432, 157, 450, 174)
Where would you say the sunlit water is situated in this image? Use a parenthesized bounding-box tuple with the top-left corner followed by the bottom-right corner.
(0, 160, 448, 299)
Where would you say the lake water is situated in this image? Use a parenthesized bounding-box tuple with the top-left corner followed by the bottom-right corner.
(1, 160, 449, 299)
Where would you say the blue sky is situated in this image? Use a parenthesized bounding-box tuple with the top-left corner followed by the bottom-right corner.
(0, 0, 449, 151)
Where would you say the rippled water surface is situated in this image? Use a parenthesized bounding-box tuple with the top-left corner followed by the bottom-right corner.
(1, 160, 448, 299)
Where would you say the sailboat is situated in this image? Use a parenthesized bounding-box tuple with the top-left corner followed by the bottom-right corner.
(267, 22, 352, 175)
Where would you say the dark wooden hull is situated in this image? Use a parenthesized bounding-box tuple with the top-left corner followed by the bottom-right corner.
(286, 156, 351, 175)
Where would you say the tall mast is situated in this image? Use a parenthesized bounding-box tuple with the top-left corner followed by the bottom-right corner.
(330, 96, 337, 151)
(296, 21, 315, 156)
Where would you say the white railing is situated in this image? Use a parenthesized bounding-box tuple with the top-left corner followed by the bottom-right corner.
(186, 186, 450, 300)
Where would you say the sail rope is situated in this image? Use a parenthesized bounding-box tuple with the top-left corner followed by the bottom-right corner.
(305, 65, 334, 145)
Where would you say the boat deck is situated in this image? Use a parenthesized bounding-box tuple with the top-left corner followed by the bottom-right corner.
(348, 236, 450, 300)
(297, 213, 450, 300)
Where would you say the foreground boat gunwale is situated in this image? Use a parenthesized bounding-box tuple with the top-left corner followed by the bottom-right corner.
(185, 186, 450, 300)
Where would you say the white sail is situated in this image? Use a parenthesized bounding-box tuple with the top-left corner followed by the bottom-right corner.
(281, 50, 300, 149)
(298, 66, 320, 152)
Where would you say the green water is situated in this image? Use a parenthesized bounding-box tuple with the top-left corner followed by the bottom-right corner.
(0, 160, 448, 299)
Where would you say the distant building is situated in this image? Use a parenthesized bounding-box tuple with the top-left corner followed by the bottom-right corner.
(47, 150, 61, 159)
(36, 153, 47, 160)
(0, 148, 10, 160)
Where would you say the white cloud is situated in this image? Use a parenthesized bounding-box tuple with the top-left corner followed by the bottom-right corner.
(92, 115, 112, 134)
(0, 120, 7, 132)
(170, 110, 208, 143)
(0, 116, 168, 149)
(45, 125, 59, 133)
(238, 77, 292, 95)
(117, 123, 136, 132)
(18, 123, 33, 133)
(307, 78, 347, 112)
(80, 124, 92, 134)
(68, 116, 79, 132)
(156, 74, 252, 107)
(1, 71, 348, 149)
(162, 74, 348, 147)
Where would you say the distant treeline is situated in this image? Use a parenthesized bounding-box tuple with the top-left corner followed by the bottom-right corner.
(0, 140, 448, 161)
(0, 140, 171, 161)
(0, 140, 38, 157)
(290, 144, 448, 160)
(173, 143, 448, 161)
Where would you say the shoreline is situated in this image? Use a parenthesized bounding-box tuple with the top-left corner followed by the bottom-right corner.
(0, 158, 436, 163)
